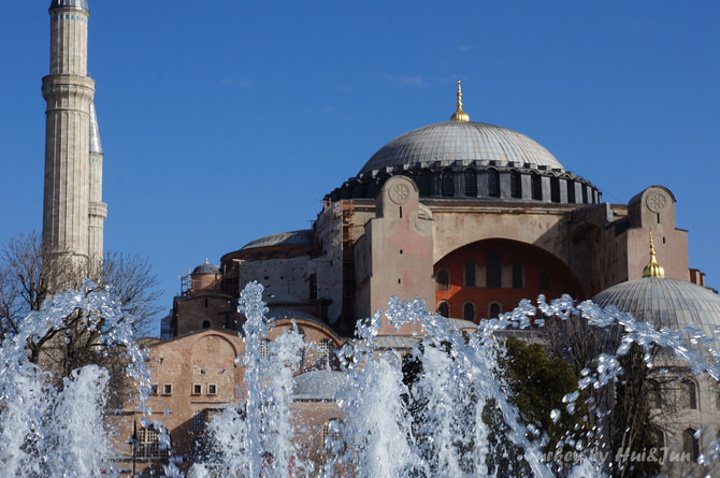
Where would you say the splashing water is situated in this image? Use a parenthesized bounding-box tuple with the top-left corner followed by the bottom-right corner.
(0, 281, 152, 477)
(3, 280, 720, 476)
(204, 286, 720, 477)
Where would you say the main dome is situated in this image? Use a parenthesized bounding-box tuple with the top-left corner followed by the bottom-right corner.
(359, 120, 564, 174)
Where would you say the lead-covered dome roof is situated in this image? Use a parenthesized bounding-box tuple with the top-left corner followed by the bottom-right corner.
(359, 120, 564, 174)
(327, 81, 600, 205)
(592, 277, 720, 340)
(191, 260, 219, 276)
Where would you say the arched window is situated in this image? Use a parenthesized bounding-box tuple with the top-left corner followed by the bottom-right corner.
(510, 170, 522, 198)
(309, 273, 318, 300)
(679, 378, 697, 409)
(462, 301, 476, 322)
(436, 268, 450, 290)
(489, 302, 501, 319)
(202, 320, 211, 329)
(442, 170, 454, 197)
(418, 170, 432, 196)
(682, 428, 700, 461)
(512, 262, 523, 289)
(539, 272, 550, 291)
(437, 302, 450, 318)
(651, 427, 665, 450)
(486, 252, 501, 288)
(531, 174, 542, 200)
(322, 418, 344, 455)
(137, 425, 170, 461)
(567, 180, 576, 203)
(317, 339, 333, 368)
(488, 170, 500, 198)
(647, 380, 662, 408)
(550, 177, 560, 203)
(259, 339, 269, 357)
(464, 261, 476, 287)
(464, 170, 477, 197)
(191, 411, 206, 434)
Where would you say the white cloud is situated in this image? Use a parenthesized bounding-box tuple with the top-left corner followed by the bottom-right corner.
(384, 74, 429, 87)
(219, 79, 253, 88)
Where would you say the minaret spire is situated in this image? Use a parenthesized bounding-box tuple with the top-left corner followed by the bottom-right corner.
(88, 101, 107, 272)
(450, 80, 470, 122)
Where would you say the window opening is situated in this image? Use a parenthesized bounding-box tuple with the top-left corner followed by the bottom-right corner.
(532, 174, 542, 200)
(486, 252, 501, 288)
(442, 170, 454, 197)
(437, 302, 450, 318)
(436, 269, 450, 290)
(464, 170, 477, 197)
(510, 170, 521, 198)
(488, 170, 500, 198)
(462, 302, 476, 322)
(512, 262, 523, 288)
(464, 261, 476, 287)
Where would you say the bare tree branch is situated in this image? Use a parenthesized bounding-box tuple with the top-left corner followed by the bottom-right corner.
(0, 230, 162, 381)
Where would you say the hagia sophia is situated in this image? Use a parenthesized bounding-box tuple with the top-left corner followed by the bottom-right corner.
(34, 1, 720, 476)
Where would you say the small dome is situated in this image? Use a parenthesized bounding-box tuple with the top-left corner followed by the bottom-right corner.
(50, 0, 88, 11)
(592, 277, 720, 340)
(359, 121, 563, 174)
(293, 370, 346, 401)
(191, 260, 219, 276)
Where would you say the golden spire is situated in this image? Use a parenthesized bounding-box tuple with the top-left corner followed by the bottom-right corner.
(642, 233, 665, 278)
(450, 80, 470, 122)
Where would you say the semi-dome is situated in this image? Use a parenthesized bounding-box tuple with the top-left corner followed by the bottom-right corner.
(241, 230, 313, 250)
(293, 370, 346, 401)
(360, 120, 563, 174)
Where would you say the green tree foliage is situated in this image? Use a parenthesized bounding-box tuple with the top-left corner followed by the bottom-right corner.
(498, 336, 590, 456)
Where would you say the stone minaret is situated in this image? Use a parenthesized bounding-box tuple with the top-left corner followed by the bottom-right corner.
(88, 102, 106, 267)
(42, 0, 105, 281)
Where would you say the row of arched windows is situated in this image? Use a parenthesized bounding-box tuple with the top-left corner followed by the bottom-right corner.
(434, 169, 590, 204)
(437, 260, 549, 290)
(652, 426, 702, 461)
(648, 378, 698, 410)
(437, 300, 501, 321)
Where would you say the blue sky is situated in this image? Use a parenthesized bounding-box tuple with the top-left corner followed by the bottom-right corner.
(1, 1, 718, 335)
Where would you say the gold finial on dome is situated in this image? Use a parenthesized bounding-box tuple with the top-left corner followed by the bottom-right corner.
(450, 80, 470, 122)
(642, 233, 665, 278)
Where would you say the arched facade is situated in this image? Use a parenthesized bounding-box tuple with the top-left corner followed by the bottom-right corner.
(434, 238, 584, 321)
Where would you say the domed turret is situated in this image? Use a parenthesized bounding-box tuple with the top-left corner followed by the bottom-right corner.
(190, 259, 220, 294)
(191, 259, 219, 276)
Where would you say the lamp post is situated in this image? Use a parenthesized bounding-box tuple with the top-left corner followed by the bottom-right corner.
(128, 420, 138, 477)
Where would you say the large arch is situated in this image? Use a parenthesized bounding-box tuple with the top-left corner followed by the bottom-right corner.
(434, 238, 584, 322)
